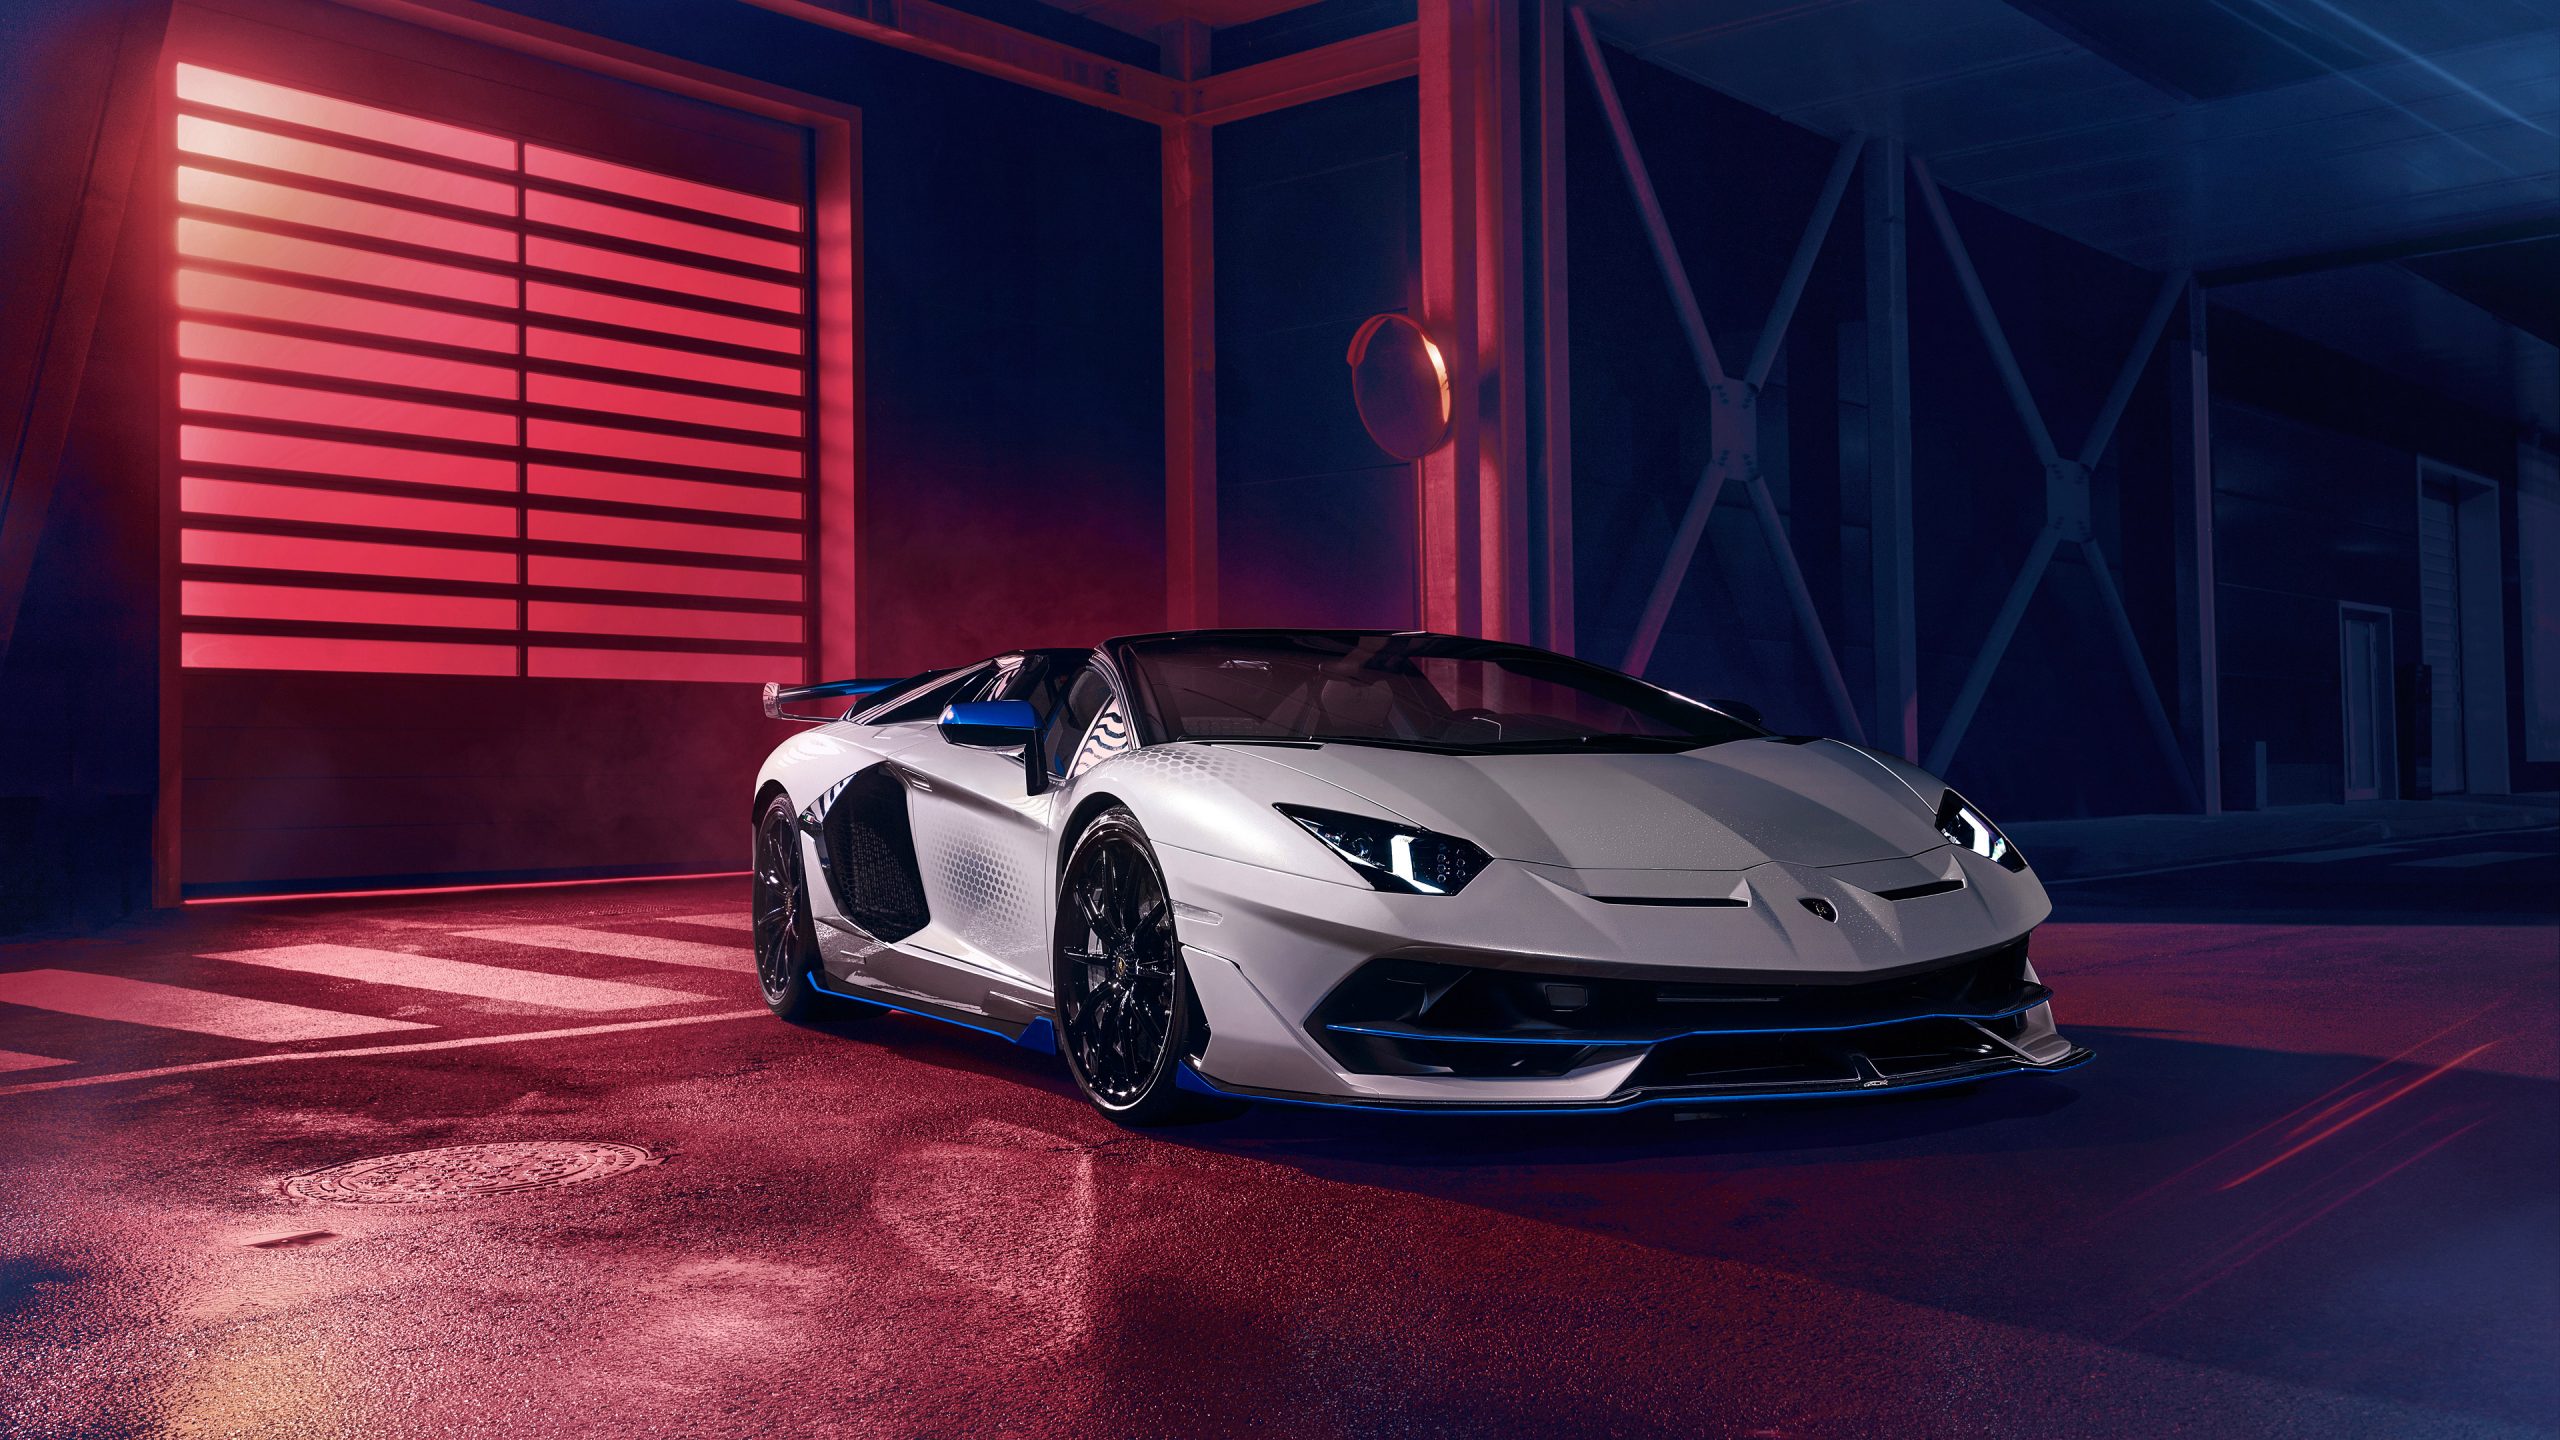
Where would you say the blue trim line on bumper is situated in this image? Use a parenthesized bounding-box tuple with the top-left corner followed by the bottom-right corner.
(1176, 1046, 2091, 1115)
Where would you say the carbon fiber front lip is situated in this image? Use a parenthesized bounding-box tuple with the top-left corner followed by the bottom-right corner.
(1179, 1043, 2093, 1113)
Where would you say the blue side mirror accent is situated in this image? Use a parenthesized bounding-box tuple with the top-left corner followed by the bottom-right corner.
(938, 699, 1039, 750)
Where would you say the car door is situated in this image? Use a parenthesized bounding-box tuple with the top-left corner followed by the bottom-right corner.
(891, 652, 1080, 988)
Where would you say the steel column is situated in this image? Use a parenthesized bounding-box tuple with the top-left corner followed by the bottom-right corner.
(1534, 0, 1574, 654)
(1419, 0, 1484, 634)
(2170, 284, 2223, 811)
(1159, 24, 1216, 629)
(1864, 137, 1917, 760)
(1477, 0, 1531, 641)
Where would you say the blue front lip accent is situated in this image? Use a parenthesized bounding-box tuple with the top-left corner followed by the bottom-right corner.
(1177, 1048, 2090, 1115)
(805, 971, 1054, 1051)
(1323, 994, 2051, 1047)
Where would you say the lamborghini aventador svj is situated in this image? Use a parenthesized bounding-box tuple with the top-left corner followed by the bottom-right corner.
(752, 629, 2087, 1123)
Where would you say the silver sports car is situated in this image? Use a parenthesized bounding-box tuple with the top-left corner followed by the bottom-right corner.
(753, 629, 2087, 1124)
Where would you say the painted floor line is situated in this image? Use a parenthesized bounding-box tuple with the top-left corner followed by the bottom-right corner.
(456, 925, 752, 972)
(0, 969, 430, 1043)
(0, 1008, 769, 1097)
(0, 1048, 74, 1073)
(205, 943, 716, 1013)
(663, 912, 753, 931)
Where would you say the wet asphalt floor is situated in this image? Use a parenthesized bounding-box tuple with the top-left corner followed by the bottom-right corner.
(2, 833, 2554, 1439)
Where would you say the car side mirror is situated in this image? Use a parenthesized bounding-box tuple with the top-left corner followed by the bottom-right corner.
(939, 699, 1039, 750)
(1703, 697, 1765, 729)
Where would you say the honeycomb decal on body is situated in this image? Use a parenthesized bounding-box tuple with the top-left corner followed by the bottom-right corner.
(925, 812, 1035, 961)
(1101, 742, 1264, 788)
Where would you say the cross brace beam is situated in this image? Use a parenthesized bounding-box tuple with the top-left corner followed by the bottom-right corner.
(1569, 8, 1863, 742)
(1912, 158, 2198, 807)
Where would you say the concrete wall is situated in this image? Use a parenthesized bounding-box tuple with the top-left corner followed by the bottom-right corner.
(2210, 307, 2552, 802)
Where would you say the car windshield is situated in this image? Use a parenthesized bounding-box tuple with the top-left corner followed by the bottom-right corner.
(1118, 633, 1764, 754)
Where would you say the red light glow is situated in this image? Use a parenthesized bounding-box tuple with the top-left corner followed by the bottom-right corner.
(524, 144, 799, 230)
(527, 464, 800, 519)
(184, 580, 518, 630)
(184, 527, 518, 584)
(528, 646, 798, 684)
(525, 235, 800, 314)
(525, 327, 800, 395)
(182, 373, 519, 445)
(183, 475, 518, 537)
(178, 269, 519, 351)
(527, 372, 801, 437)
(178, 217, 517, 308)
(528, 600, 800, 643)
(176, 63, 516, 169)
(180, 321, 518, 400)
(182, 631, 518, 675)
(172, 65, 813, 682)
(178, 114, 517, 214)
(527, 282, 800, 354)
(178, 167, 518, 261)
(182, 425, 518, 492)
(527, 418, 800, 477)
(525, 190, 800, 273)
(528, 554, 802, 602)
(527, 508, 802, 560)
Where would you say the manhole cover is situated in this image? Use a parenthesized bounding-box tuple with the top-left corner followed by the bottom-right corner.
(283, 1141, 653, 1204)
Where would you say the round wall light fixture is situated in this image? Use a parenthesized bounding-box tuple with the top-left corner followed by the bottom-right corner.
(1346, 312, 1451, 460)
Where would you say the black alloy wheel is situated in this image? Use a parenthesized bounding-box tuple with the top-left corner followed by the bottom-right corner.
(752, 792, 859, 1022)
(1054, 808, 1221, 1124)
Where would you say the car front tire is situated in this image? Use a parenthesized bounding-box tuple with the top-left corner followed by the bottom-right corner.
(1054, 807, 1232, 1125)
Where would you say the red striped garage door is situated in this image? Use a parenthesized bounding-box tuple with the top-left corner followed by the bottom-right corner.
(167, 0, 825, 894)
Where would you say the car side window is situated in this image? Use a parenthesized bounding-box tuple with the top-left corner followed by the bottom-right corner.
(1068, 693, 1133, 779)
(1040, 667, 1114, 780)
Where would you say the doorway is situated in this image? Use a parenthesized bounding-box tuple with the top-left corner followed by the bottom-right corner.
(2416, 460, 2510, 795)
(2339, 603, 2395, 802)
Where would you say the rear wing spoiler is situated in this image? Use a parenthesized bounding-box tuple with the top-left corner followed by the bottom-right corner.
(761, 676, 906, 724)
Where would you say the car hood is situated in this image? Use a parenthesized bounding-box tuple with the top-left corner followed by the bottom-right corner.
(1243, 737, 1942, 870)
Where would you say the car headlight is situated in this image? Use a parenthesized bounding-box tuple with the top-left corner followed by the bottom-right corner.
(1936, 790, 2027, 872)
(1276, 805, 1492, 895)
